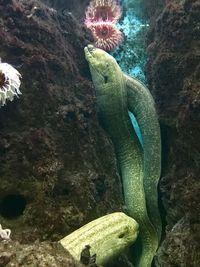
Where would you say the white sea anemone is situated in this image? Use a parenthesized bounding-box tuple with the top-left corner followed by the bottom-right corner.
(0, 61, 22, 106)
(0, 224, 11, 240)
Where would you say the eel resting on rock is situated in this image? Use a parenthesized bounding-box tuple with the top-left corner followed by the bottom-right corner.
(84, 44, 161, 267)
(59, 212, 139, 266)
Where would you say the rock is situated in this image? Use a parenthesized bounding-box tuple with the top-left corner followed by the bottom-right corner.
(0, 0, 123, 243)
(0, 240, 85, 266)
(146, 0, 200, 265)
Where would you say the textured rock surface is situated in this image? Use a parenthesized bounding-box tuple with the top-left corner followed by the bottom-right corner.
(146, 0, 200, 266)
(0, 240, 85, 266)
(0, 0, 123, 246)
(41, 0, 89, 18)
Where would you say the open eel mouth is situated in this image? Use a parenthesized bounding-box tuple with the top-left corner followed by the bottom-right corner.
(84, 44, 102, 76)
(84, 44, 96, 60)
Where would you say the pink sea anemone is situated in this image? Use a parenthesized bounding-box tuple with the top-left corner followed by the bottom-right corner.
(88, 22, 123, 51)
(85, 0, 122, 26)
(85, 0, 123, 51)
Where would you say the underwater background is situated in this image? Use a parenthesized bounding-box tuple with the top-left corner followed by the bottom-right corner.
(0, 0, 200, 266)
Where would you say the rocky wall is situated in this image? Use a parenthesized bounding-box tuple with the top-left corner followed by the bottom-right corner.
(0, 0, 123, 247)
(146, 0, 200, 265)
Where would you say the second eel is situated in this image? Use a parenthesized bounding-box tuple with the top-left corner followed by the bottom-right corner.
(84, 45, 161, 267)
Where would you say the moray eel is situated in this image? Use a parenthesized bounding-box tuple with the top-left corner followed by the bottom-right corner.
(84, 45, 161, 267)
(60, 212, 139, 266)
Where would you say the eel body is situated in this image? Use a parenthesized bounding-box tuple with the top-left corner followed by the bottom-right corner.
(84, 45, 159, 267)
(125, 74, 162, 242)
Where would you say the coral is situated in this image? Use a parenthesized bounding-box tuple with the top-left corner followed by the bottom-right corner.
(0, 61, 22, 106)
(85, 0, 123, 51)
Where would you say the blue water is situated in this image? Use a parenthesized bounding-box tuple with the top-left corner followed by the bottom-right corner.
(129, 111, 143, 146)
(112, 5, 149, 84)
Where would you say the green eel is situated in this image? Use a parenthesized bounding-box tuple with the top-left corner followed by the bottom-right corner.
(84, 45, 161, 267)
(125, 75, 162, 242)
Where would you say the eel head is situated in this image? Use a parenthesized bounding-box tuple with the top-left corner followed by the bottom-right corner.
(84, 44, 122, 96)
